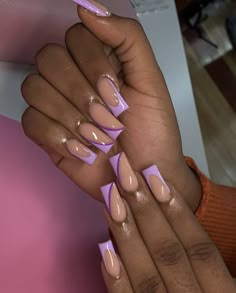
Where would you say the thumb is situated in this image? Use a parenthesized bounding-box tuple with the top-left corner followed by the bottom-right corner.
(76, 2, 164, 94)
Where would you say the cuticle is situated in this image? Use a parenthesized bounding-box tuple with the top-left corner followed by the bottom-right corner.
(99, 74, 120, 91)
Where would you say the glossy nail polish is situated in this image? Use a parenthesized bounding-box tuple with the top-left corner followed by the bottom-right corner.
(101, 182, 126, 223)
(89, 103, 125, 140)
(99, 240, 120, 279)
(66, 139, 97, 165)
(142, 165, 171, 203)
(97, 77, 129, 117)
(79, 123, 114, 154)
(72, 0, 111, 17)
(110, 152, 138, 192)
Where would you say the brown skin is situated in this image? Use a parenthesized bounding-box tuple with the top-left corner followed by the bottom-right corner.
(21, 7, 201, 210)
(103, 175, 236, 293)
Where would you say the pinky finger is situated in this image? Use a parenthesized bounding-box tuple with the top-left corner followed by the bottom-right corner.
(100, 241, 133, 293)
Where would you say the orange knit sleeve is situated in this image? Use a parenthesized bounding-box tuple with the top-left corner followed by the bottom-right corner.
(186, 157, 236, 277)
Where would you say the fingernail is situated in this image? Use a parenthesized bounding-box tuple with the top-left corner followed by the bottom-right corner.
(66, 139, 97, 165)
(101, 182, 126, 223)
(79, 123, 114, 154)
(99, 240, 120, 279)
(89, 103, 125, 140)
(97, 77, 129, 117)
(72, 0, 111, 17)
(142, 165, 171, 203)
(110, 152, 138, 192)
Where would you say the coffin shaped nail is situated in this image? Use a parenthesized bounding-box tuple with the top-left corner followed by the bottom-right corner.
(66, 139, 97, 165)
(142, 165, 171, 203)
(109, 152, 138, 192)
(79, 123, 114, 154)
(99, 240, 120, 279)
(101, 182, 126, 223)
(89, 103, 125, 140)
(97, 77, 129, 117)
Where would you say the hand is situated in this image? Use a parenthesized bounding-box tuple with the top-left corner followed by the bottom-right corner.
(21, 4, 201, 209)
(99, 159, 235, 293)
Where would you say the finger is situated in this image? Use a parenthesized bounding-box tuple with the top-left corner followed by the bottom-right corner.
(107, 153, 201, 292)
(143, 165, 236, 293)
(21, 74, 116, 154)
(22, 107, 114, 198)
(78, 7, 165, 95)
(66, 24, 120, 89)
(35, 43, 101, 117)
(101, 189, 167, 293)
(100, 252, 133, 293)
(21, 107, 97, 165)
(35, 45, 126, 141)
(22, 73, 86, 140)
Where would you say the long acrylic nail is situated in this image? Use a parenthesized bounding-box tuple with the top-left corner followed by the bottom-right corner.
(89, 103, 125, 140)
(110, 152, 138, 192)
(142, 165, 171, 203)
(99, 240, 120, 279)
(79, 123, 114, 154)
(72, 0, 111, 17)
(97, 77, 129, 117)
(101, 182, 126, 223)
(66, 139, 97, 165)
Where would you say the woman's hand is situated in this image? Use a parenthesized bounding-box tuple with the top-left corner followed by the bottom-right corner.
(99, 154, 235, 293)
(21, 4, 201, 209)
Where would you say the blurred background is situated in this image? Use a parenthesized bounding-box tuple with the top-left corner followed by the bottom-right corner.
(132, 0, 236, 186)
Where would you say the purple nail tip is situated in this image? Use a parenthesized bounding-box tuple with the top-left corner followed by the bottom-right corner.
(81, 136, 114, 154)
(106, 79, 129, 118)
(103, 128, 124, 140)
(142, 165, 160, 182)
(101, 182, 114, 211)
(82, 151, 98, 166)
(142, 165, 170, 193)
(99, 240, 115, 259)
(94, 123, 125, 140)
(72, 0, 108, 17)
(96, 142, 114, 154)
(109, 97, 129, 118)
(109, 152, 122, 177)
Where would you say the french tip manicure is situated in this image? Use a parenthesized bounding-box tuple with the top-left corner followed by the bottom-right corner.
(142, 164, 171, 202)
(142, 165, 160, 178)
(102, 127, 125, 140)
(66, 139, 97, 165)
(99, 240, 114, 256)
(73, 0, 111, 17)
(97, 77, 129, 117)
(99, 240, 120, 278)
(100, 182, 113, 211)
(110, 152, 139, 193)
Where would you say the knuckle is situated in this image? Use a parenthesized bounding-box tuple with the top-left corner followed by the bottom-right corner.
(136, 275, 162, 293)
(21, 107, 33, 134)
(124, 18, 143, 34)
(65, 23, 84, 45)
(21, 73, 41, 98)
(35, 43, 62, 65)
(187, 242, 218, 262)
(153, 240, 184, 266)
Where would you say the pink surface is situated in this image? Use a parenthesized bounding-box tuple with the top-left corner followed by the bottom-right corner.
(0, 114, 108, 293)
(0, 0, 136, 64)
